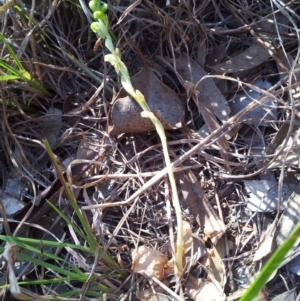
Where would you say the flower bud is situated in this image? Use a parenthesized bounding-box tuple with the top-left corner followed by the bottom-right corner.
(89, 0, 100, 12)
(100, 3, 108, 13)
(93, 11, 104, 19)
(90, 22, 105, 38)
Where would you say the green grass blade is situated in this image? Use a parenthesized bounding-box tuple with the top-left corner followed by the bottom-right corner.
(3, 241, 64, 262)
(25, 73, 53, 97)
(0, 239, 87, 276)
(0, 60, 22, 76)
(64, 50, 112, 92)
(43, 140, 120, 270)
(0, 235, 91, 253)
(45, 200, 91, 243)
(0, 240, 113, 294)
(56, 289, 81, 298)
(17, 277, 87, 286)
(13, 5, 55, 60)
(0, 243, 87, 279)
(43, 140, 98, 249)
(239, 221, 300, 301)
(46, 200, 94, 241)
(19, 252, 85, 278)
(0, 32, 23, 70)
(0, 33, 52, 97)
(0, 75, 21, 80)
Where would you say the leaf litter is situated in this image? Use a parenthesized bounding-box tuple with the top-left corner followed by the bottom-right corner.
(1, 0, 300, 300)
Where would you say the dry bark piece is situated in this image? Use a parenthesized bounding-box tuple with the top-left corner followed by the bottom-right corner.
(108, 65, 183, 136)
(210, 43, 272, 73)
(179, 170, 226, 243)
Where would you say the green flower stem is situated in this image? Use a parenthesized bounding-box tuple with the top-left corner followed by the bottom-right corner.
(89, 0, 183, 273)
(153, 117, 183, 273)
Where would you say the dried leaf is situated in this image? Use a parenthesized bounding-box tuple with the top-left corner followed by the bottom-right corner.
(205, 43, 228, 94)
(3, 244, 53, 300)
(179, 170, 226, 243)
(168, 54, 230, 150)
(0, 193, 26, 216)
(270, 288, 296, 301)
(76, 138, 99, 160)
(257, 15, 289, 44)
(267, 130, 300, 170)
(244, 180, 297, 212)
(131, 245, 168, 280)
(282, 184, 300, 275)
(205, 43, 226, 69)
(171, 54, 230, 123)
(208, 246, 225, 287)
(211, 43, 272, 73)
(185, 276, 226, 301)
(196, 34, 207, 68)
(43, 108, 63, 149)
(138, 280, 170, 301)
(190, 237, 207, 265)
(275, 183, 300, 249)
(229, 78, 277, 125)
(288, 255, 300, 276)
(208, 238, 227, 287)
(148, 294, 170, 301)
(108, 65, 183, 135)
(253, 218, 276, 261)
(274, 48, 300, 104)
(227, 287, 268, 301)
(116, 0, 142, 25)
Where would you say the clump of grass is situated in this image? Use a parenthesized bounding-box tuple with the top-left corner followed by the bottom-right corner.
(0, 32, 52, 98)
(0, 140, 122, 299)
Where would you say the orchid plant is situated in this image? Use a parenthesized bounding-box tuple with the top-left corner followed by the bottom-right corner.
(89, 0, 184, 274)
